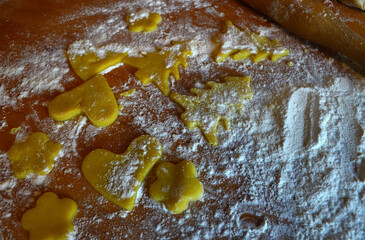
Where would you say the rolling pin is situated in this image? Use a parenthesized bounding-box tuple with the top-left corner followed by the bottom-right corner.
(241, 0, 365, 68)
(339, 0, 364, 10)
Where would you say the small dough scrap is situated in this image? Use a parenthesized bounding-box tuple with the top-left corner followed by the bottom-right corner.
(7, 132, 62, 179)
(21, 192, 77, 240)
(120, 89, 136, 97)
(216, 21, 289, 63)
(149, 160, 203, 214)
(67, 40, 127, 81)
(82, 135, 163, 210)
(123, 42, 192, 96)
(170, 76, 252, 146)
(48, 74, 118, 127)
(9, 126, 21, 134)
(339, 0, 364, 10)
(126, 9, 162, 33)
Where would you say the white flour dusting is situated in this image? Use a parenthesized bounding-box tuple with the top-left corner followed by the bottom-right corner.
(103, 157, 140, 200)
(1, 49, 71, 102)
(127, 9, 152, 23)
(67, 40, 129, 59)
(0, 0, 364, 239)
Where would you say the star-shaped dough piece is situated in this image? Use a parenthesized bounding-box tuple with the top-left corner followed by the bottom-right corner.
(126, 9, 162, 33)
(216, 21, 289, 63)
(7, 132, 62, 179)
(21, 192, 77, 240)
(48, 74, 119, 127)
(149, 160, 203, 214)
(82, 135, 163, 210)
(122, 42, 192, 96)
(170, 76, 252, 146)
(67, 40, 127, 81)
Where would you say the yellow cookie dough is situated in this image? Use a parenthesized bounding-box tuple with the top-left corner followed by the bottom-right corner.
(82, 135, 163, 210)
(123, 42, 192, 96)
(216, 21, 289, 63)
(21, 192, 77, 240)
(48, 74, 119, 127)
(9, 126, 21, 134)
(7, 132, 62, 179)
(120, 88, 136, 97)
(170, 76, 252, 146)
(149, 160, 204, 214)
(126, 9, 162, 33)
(67, 40, 127, 81)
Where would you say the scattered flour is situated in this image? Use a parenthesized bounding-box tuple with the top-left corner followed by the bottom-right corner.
(103, 156, 140, 200)
(127, 9, 151, 23)
(0, 0, 364, 239)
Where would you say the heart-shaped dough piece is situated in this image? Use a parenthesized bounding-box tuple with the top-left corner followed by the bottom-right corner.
(48, 74, 118, 127)
(82, 135, 163, 210)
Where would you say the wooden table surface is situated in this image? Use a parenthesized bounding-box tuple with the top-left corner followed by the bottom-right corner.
(0, 0, 364, 239)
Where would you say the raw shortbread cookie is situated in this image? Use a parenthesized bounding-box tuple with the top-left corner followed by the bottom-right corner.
(82, 135, 163, 210)
(170, 76, 252, 146)
(149, 160, 204, 214)
(21, 192, 77, 240)
(7, 132, 62, 179)
(123, 42, 192, 96)
(48, 74, 119, 127)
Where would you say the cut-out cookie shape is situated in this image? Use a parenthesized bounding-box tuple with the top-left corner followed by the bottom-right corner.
(48, 74, 118, 127)
(67, 40, 127, 81)
(126, 9, 162, 33)
(216, 21, 289, 63)
(82, 135, 163, 210)
(149, 160, 203, 214)
(170, 76, 252, 146)
(21, 192, 77, 240)
(123, 42, 192, 96)
(7, 132, 62, 179)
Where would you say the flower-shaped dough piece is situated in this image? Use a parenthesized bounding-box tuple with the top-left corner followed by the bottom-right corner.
(126, 9, 162, 33)
(48, 74, 118, 127)
(170, 76, 252, 146)
(149, 160, 203, 214)
(82, 135, 163, 210)
(7, 132, 62, 179)
(216, 21, 289, 63)
(123, 42, 192, 96)
(67, 40, 127, 81)
(21, 192, 77, 240)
